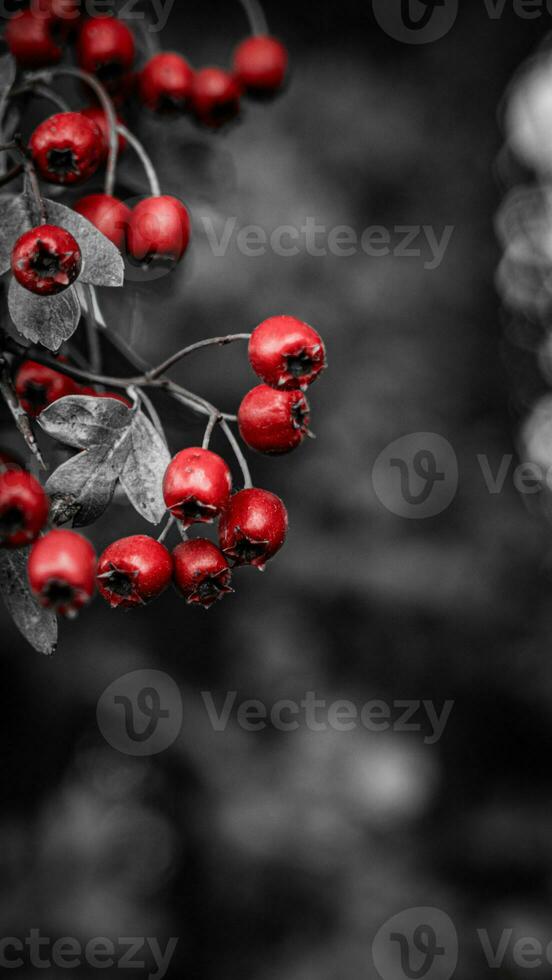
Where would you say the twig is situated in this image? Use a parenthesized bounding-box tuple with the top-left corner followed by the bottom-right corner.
(84, 286, 102, 374)
(148, 334, 251, 380)
(238, 0, 269, 35)
(118, 124, 161, 197)
(136, 388, 167, 444)
(220, 419, 252, 488)
(0, 357, 46, 470)
(202, 412, 220, 449)
(157, 514, 175, 544)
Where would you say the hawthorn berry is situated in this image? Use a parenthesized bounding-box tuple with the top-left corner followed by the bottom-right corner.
(77, 16, 135, 95)
(80, 106, 127, 159)
(74, 194, 131, 249)
(28, 529, 96, 616)
(191, 68, 241, 128)
(0, 470, 49, 549)
(97, 535, 173, 609)
(219, 488, 288, 570)
(138, 53, 194, 113)
(238, 384, 310, 454)
(173, 539, 233, 608)
(29, 112, 103, 186)
(233, 36, 288, 96)
(15, 360, 79, 416)
(12, 225, 82, 296)
(249, 316, 327, 390)
(32, 0, 81, 23)
(163, 448, 232, 528)
(6, 9, 63, 68)
(126, 196, 191, 269)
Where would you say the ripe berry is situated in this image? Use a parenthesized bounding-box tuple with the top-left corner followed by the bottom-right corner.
(191, 68, 241, 128)
(32, 0, 81, 23)
(238, 384, 310, 454)
(219, 488, 288, 570)
(74, 194, 131, 250)
(0, 470, 49, 549)
(29, 112, 102, 186)
(173, 539, 233, 608)
(138, 53, 194, 113)
(126, 196, 191, 269)
(16, 360, 79, 416)
(97, 535, 173, 609)
(233, 36, 288, 95)
(163, 448, 232, 528)
(12, 225, 82, 296)
(28, 529, 96, 616)
(6, 9, 63, 68)
(81, 106, 127, 159)
(249, 316, 327, 390)
(77, 16, 135, 95)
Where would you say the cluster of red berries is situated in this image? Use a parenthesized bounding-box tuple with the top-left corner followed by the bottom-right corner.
(0, 317, 326, 613)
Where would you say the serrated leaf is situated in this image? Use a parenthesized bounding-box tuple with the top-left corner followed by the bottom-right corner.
(8, 279, 81, 350)
(0, 548, 57, 656)
(119, 412, 171, 523)
(43, 199, 124, 288)
(0, 196, 31, 275)
(45, 445, 122, 526)
(39, 395, 131, 449)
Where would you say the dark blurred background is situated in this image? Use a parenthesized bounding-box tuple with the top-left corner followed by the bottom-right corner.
(2, 1, 552, 977)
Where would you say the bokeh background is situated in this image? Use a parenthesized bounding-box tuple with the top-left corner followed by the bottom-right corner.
(2, 1, 552, 977)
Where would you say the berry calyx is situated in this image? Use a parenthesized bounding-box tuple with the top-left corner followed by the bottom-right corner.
(163, 448, 232, 527)
(97, 535, 173, 609)
(77, 16, 135, 95)
(80, 106, 127, 159)
(15, 359, 80, 416)
(126, 195, 191, 269)
(173, 539, 233, 608)
(219, 488, 288, 570)
(74, 194, 131, 250)
(138, 53, 195, 113)
(248, 316, 327, 390)
(28, 529, 96, 616)
(0, 470, 49, 549)
(191, 68, 241, 128)
(233, 36, 288, 96)
(29, 112, 103, 186)
(6, 9, 63, 68)
(12, 225, 82, 296)
(238, 384, 310, 454)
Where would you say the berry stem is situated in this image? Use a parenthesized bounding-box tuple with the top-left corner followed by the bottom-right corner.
(157, 514, 175, 544)
(239, 0, 269, 36)
(148, 334, 251, 380)
(220, 418, 253, 488)
(202, 412, 220, 449)
(117, 124, 161, 197)
(0, 357, 46, 470)
(136, 388, 167, 444)
(23, 158, 47, 224)
(84, 285, 102, 374)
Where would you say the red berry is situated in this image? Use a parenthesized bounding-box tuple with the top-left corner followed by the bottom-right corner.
(190, 68, 241, 128)
(138, 52, 194, 113)
(16, 360, 79, 416)
(29, 112, 103, 186)
(233, 36, 288, 95)
(80, 106, 127, 159)
(126, 196, 191, 269)
(32, 0, 81, 23)
(238, 384, 310, 454)
(219, 488, 288, 570)
(0, 470, 49, 549)
(249, 316, 327, 390)
(77, 16, 135, 95)
(12, 225, 82, 296)
(28, 529, 96, 616)
(6, 9, 63, 68)
(0, 450, 23, 472)
(74, 194, 131, 250)
(97, 535, 173, 609)
(163, 448, 232, 528)
(173, 539, 233, 608)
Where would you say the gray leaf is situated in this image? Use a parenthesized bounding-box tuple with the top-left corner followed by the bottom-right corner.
(0, 196, 31, 276)
(0, 548, 58, 656)
(39, 395, 132, 449)
(45, 443, 125, 527)
(43, 199, 125, 288)
(8, 279, 81, 351)
(119, 412, 171, 524)
(0, 54, 17, 177)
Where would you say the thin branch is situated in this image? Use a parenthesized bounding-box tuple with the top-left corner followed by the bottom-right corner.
(83, 286, 102, 374)
(0, 358, 46, 470)
(202, 412, 220, 450)
(118, 124, 161, 197)
(157, 514, 175, 544)
(148, 334, 251, 380)
(220, 419, 252, 489)
(136, 388, 167, 444)
(238, 0, 269, 35)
